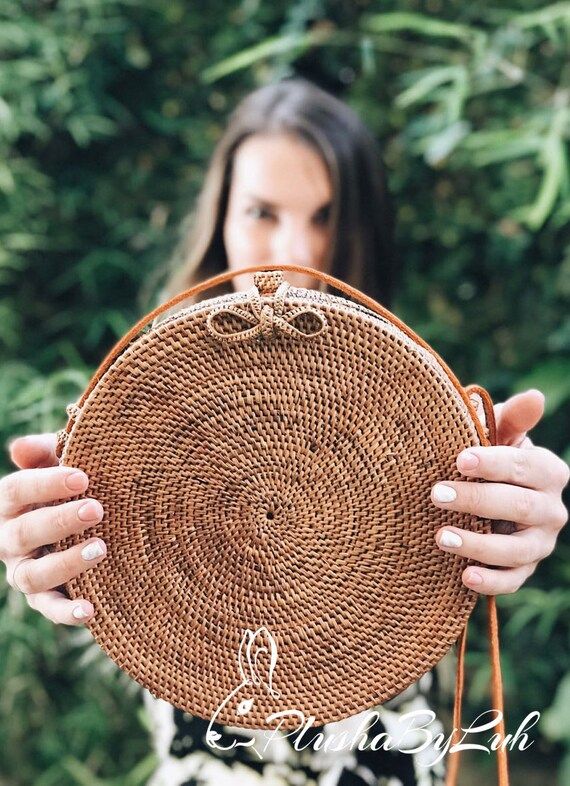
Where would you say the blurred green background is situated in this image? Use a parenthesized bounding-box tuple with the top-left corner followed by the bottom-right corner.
(1, 1, 569, 784)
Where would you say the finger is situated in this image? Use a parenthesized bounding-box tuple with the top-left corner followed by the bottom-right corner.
(26, 589, 95, 626)
(455, 445, 570, 493)
(435, 526, 556, 568)
(7, 538, 107, 595)
(495, 389, 545, 447)
(460, 562, 538, 596)
(7, 434, 59, 470)
(430, 480, 566, 531)
(0, 466, 89, 518)
(0, 497, 104, 559)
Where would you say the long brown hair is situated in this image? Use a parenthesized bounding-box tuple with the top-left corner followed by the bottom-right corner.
(157, 77, 397, 309)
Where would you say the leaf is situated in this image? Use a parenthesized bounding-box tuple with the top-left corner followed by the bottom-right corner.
(464, 136, 542, 167)
(395, 65, 464, 109)
(361, 12, 486, 50)
(513, 2, 570, 33)
(359, 35, 375, 76)
(424, 120, 471, 165)
(541, 673, 570, 743)
(200, 29, 332, 83)
(123, 753, 158, 786)
(0, 162, 15, 193)
(514, 358, 570, 415)
(510, 134, 567, 230)
(61, 756, 106, 786)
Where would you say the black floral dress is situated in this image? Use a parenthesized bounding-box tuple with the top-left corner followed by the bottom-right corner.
(142, 670, 446, 786)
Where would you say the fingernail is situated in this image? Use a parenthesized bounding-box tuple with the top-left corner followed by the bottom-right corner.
(458, 450, 479, 469)
(77, 500, 103, 522)
(439, 530, 463, 548)
(528, 388, 545, 402)
(81, 540, 105, 561)
(466, 571, 483, 585)
(433, 483, 457, 502)
(66, 471, 88, 491)
(72, 605, 91, 619)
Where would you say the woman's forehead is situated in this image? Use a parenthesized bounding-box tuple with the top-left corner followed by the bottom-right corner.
(231, 133, 332, 207)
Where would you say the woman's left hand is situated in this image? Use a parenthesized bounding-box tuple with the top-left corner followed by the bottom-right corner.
(432, 388, 570, 595)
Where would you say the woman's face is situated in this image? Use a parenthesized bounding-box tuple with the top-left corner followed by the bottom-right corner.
(223, 133, 334, 291)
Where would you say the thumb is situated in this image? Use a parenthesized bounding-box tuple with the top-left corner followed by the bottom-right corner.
(496, 389, 545, 447)
(6, 433, 59, 469)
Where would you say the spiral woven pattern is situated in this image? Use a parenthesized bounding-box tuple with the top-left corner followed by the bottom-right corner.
(52, 271, 489, 729)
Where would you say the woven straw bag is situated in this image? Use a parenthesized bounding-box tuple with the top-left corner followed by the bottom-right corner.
(51, 263, 509, 785)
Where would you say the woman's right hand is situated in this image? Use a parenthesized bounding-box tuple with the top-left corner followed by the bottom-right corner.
(0, 433, 107, 625)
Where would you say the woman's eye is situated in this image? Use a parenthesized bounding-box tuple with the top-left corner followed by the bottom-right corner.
(313, 206, 330, 226)
(247, 206, 274, 221)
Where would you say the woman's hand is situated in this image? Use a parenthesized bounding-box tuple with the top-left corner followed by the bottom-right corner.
(432, 389, 569, 595)
(0, 433, 106, 624)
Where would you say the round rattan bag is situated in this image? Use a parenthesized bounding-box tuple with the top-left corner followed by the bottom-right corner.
(50, 263, 496, 730)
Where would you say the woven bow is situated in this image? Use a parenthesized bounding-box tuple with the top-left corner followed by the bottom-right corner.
(206, 281, 328, 343)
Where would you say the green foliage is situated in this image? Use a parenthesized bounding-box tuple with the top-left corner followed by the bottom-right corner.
(1, 0, 569, 783)
(0, 568, 155, 785)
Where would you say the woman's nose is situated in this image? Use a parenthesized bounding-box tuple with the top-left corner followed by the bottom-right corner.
(270, 223, 315, 267)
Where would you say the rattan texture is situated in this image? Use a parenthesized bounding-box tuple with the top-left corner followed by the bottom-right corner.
(50, 270, 490, 729)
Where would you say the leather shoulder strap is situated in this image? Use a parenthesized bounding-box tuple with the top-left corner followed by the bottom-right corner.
(58, 264, 488, 448)
(445, 384, 510, 786)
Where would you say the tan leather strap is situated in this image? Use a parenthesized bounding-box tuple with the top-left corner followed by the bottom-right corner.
(60, 263, 489, 447)
(446, 384, 509, 786)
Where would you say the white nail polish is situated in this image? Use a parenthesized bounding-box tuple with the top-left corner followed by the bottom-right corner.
(72, 605, 90, 619)
(81, 541, 105, 561)
(440, 530, 463, 548)
(433, 484, 457, 502)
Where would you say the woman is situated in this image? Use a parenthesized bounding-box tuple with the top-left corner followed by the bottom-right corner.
(2, 78, 568, 786)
